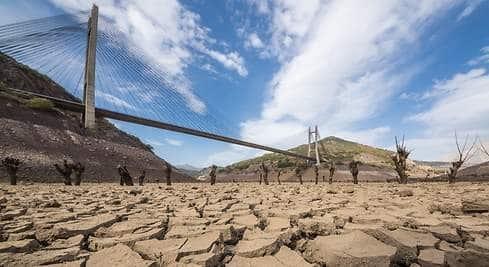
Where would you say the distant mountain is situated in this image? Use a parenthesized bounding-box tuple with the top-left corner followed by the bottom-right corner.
(175, 164, 203, 177)
(414, 160, 451, 168)
(176, 164, 201, 171)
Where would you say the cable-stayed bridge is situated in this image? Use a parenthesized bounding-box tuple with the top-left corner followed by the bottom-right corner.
(0, 5, 320, 163)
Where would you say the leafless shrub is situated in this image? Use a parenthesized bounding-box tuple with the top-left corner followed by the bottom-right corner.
(54, 159, 73, 185)
(391, 136, 411, 184)
(328, 162, 335, 184)
(349, 160, 361, 184)
(72, 162, 85, 186)
(2, 157, 21, 185)
(448, 132, 476, 184)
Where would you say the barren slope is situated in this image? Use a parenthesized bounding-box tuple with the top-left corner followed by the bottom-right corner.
(0, 52, 192, 183)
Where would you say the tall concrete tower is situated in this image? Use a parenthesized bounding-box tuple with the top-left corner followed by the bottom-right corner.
(83, 5, 98, 129)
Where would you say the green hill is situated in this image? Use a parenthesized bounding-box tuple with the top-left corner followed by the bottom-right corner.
(222, 136, 395, 173)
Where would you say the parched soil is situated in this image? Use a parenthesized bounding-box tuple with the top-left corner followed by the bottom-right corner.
(1, 182, 488, 266)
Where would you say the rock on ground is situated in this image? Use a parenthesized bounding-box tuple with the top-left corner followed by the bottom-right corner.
(444, 249, 489, 267)
(85, 244, 157, 267)
(364, 228, 438, 265)
(461, 197, 489, 213)
(303, 230, 397, 266)
(418, 248, 445, 267)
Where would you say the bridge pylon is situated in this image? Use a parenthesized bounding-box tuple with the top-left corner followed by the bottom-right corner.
(307, 125, 321, 166)
(83, 4, 98, 129)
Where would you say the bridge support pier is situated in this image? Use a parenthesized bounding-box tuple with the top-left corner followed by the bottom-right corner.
(83, 5, 98, 129)
(307, 125, 321, 166)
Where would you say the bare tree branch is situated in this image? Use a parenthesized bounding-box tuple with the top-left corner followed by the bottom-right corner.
(481, 139, 489, 158)
(461, 134, 469, 155)
(463, 138, 477, 162)
(449, 132, 477, 183)
(392, 135, 410, 184)
(455, 131, 462, 157)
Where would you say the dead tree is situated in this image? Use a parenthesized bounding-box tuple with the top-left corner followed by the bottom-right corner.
(165, 161, 172, 186)
(119, 166, 124, 186)
(294, 163, 304, 185)
(276, 169, 282, 185)
(124, 166, 134, 186)
(72, 162, 85, 186)
(117, 165, 134, 186)
(54, 160, 74, 185)
(260, 163, 269, 185)
(349, 160, 360, 184)
(2, 157, 21, 185)
(138, 170, 146, 186)
(328, 161, 336, 184)
(392, 136, 411, 184)
(448, 133, 476, 184)
(209, 165, 217, 185)
(314, 164, 319, 185)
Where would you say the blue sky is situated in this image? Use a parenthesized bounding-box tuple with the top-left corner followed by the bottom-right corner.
(1, 0, 489, 167)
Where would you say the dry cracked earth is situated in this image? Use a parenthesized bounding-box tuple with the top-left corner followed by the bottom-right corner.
(1, 182, 489, 267)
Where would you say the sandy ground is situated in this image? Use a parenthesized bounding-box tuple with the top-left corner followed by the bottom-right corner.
(1, 182, 489, 266)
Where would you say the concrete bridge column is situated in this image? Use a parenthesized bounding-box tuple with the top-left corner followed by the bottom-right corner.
(83, 5, 98, 129)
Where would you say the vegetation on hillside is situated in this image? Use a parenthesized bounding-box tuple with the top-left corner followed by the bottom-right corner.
(25, 97, 54, 111)
(224, 136, 395, 173)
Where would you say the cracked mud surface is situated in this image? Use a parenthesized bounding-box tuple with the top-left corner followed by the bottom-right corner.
(1, 182, 489, 266)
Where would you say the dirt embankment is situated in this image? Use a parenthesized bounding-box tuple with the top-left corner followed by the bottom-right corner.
(0, 52, 192, 183)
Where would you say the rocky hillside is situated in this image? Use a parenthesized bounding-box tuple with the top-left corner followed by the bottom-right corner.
(452, 161, 489, 181)
(0, 52, 192, 183)
(224, 136, 394, 171)
(218, 136, 448, 182)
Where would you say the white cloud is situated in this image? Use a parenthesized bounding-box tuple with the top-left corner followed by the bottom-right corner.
(97, 92, 137, 110)
(334, 127, 391, 148)
(457, 0, 486, 21)
(147, 138, 183, 147)
(264, 0, 322, 61)
(404, 137, 455, 161)
(419, 68, 486, 100)
(49, 0, 247, 112)
(245, 32, 264, 49)
(203, 144, 262, 167)
(201, 49, 248, 77)
(240, 0, 457, 150)
(201, 63, 217, 74)
(408, 68, 489, 134)
(468, 46, 489, 66)
(406, 65, 489, 162)
(165, 138, 183, 146)
(406, 135, 488, 165)
(246, 0, 270, 14)
(240, 118, 305, 148)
